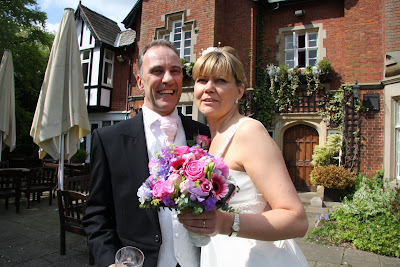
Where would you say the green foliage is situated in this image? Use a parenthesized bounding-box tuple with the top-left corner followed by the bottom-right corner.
(70, 149, 88, 163)
(1, 0, 54, 159)
(317, 59, 333, 74)
(311, 134, 342, 166)
(308, 174, 400, 257)
(310, 165, 356, 189)
(181, 58, 194, 77)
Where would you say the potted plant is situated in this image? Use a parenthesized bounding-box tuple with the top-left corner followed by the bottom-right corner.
(310, 165, 356, 202)
(317, 59, 333, 82)
(70, 148, 88, 163)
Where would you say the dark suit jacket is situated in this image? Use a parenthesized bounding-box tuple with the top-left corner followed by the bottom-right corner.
(82, 111, 210, 267)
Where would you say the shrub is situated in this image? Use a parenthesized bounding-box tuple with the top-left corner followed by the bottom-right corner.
(307, 174, 400, 257)
(310, 165, 355, 189)
(70, 148, 88, 163)
(317, 59, 333, 74)
(311, 134, 342, 166)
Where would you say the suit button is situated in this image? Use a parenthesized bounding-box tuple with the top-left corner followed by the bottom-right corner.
(155, 234, 160, 243)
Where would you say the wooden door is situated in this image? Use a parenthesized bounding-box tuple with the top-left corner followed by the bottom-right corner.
(283, 125, 319, 191)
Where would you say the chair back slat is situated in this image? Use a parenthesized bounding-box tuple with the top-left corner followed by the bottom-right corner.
(57, 189, 88, 235)
(64, 174, 91, 194)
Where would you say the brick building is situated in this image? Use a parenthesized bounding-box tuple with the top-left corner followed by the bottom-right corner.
(75, 0, 400, 191)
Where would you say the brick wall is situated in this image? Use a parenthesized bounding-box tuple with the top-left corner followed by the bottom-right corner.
(385, 0, 400, 52)
(359, 89, 384, 177)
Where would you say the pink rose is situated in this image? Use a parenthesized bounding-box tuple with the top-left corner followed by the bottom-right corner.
(184, 160, 206, 181)
(174, 146, 190, 157)
(163, 179, 176, 195)
(170, 157, 185, 172)
(152, 180, 168, 199)
(168, 173, 182, 184)
(191, 147, 207, 159)
(196, 135, 211, 149)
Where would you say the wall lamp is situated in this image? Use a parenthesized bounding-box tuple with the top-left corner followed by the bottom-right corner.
(352, 80, 360, 106)
(295, 10, 305, 16)
(116, 55, 126, 63)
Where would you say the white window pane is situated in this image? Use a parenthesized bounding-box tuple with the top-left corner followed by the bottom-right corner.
(184, 40, 191, 47)
(175, 27, 182, 33)
(185, 31, 191, 39)
(175, 21, 182, 28)
(286, 51, 294, 61)
(103, 62, 112, 85)
(184, 55, 190, 62)
(184, 48, 190, 55)
(174, 42, 180, 49)
(309, 50, 317, 59)
(174, 33, 181, 41)
(308, 33, 318, 47)
(285, 35, 294, 49)
(309, 58, 317, 66)
(163, 34, 170, 40)
(105, 50, 113, 60)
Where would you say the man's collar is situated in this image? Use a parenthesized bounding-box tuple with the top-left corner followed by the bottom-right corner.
(142, 105, 179, 126)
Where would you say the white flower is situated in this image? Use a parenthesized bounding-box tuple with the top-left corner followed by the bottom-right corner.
(137, 186, 146, 204)
(201, 47, 222, 56)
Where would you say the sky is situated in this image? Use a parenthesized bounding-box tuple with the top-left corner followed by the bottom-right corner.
(37, 0, 138, 33)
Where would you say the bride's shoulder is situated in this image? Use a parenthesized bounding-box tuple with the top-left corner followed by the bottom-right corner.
(237, 117, 266, 134)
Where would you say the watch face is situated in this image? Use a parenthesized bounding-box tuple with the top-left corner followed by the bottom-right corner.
(233, 224, 240, 231)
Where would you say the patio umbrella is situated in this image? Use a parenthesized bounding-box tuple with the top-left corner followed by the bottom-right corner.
(30, 8, 90, 190)
(0, 50, 16, 161)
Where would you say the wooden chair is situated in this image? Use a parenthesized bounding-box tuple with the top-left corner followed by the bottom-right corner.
(64, 174, 91, 194)
(0, 160, 9, 168)
(56, 189, 94, 265)
(0, 170, 22, 212)
(22, 167, 56, 208)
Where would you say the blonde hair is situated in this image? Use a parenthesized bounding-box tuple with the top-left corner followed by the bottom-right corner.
(192, 46, 247, 86)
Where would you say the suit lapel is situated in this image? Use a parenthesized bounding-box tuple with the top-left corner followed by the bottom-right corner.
(121, 112, 160, 232)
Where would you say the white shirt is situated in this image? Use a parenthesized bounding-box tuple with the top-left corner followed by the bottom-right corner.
(142, 105, 200, 267)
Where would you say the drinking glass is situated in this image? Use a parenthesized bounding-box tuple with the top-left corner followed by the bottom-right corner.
(115, 246, 144, 267)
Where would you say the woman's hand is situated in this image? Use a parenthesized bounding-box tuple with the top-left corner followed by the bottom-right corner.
(178, 209, 233, 236)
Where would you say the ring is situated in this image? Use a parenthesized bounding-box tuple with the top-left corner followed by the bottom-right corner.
(203, 220, 206, 228)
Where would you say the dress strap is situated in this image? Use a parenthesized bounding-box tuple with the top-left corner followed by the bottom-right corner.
(216, 118, 253, 158)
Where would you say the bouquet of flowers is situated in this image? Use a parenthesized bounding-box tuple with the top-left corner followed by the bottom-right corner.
(137, 136, 237, 216)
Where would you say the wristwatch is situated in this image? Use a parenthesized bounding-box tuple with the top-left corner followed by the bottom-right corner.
(229, 213, 240, 237)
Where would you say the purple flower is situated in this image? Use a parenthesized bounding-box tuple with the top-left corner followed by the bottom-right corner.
(203, 197, 217, 211)
(162, 195, 177, 208)
(189, 187, 209, 202)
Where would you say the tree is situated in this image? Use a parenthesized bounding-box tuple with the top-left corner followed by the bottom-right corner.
(0, 0, 54, 158)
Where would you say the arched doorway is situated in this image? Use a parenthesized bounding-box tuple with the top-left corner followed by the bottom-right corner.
(283, 124, 319, 191)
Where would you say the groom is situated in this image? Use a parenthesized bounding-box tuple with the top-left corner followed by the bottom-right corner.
(83, 39, 210, 267)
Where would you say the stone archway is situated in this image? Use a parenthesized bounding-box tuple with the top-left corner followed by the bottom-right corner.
(283, 124, 319, 191)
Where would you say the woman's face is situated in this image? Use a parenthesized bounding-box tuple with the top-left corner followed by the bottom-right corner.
(194, 71, 244, 118)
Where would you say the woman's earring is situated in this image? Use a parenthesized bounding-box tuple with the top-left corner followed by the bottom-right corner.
(235, 99, 239, 104)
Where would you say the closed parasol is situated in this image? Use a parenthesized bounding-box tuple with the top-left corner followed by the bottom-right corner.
(0, 50, 16, 161)
(30, 8, 90, 189)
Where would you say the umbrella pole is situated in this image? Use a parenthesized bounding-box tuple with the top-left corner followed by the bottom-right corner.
(0, 131, 2, 161)
(58, 133, 65, 190)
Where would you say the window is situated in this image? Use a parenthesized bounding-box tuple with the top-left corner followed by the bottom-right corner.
(81, 50, 91, 85)
(396, 101, 400, 179)
(154, 10, 196, 62)
(103, 49, 114, 86)
(164, 21, 191, 62)
(177, 104, 193, 118)
(285, 32, 318, 68)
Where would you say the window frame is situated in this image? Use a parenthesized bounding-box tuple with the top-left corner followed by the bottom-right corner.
(81, 50, 91, 85)
(284, 31, 318, 69)
(164, 21, 192, 62)
(102, 49, 114, 87)
(396, 101, 400, 179)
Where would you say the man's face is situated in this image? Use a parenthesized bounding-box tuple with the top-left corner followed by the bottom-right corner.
(137, 45, 183, 116)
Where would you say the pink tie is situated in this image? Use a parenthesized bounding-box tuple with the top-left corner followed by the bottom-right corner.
(159, 115, 178, 145)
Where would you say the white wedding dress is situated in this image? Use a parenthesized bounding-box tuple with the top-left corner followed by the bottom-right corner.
(201, 119, 309, 267)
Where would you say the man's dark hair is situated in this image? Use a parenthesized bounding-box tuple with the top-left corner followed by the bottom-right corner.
(137, 39, 180, 77)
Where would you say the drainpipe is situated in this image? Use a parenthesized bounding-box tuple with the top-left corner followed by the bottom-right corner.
(125, 54, 132, 120)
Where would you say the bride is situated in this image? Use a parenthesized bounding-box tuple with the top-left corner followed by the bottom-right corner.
(178, 46, 309, 266)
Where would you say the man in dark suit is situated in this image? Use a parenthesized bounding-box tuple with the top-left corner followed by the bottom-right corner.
(83, 40, 210, 267)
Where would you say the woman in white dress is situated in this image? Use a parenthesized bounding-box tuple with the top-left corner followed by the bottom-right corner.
(178, 46, 309, 266)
